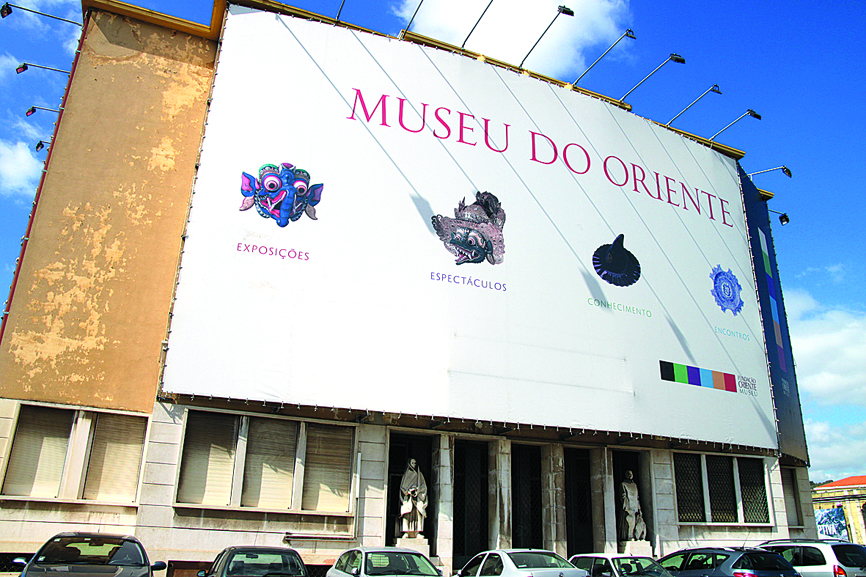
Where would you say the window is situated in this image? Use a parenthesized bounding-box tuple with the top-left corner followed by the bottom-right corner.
(673, 453, 770, 524)
(176, 410, 354, 513)
(1, 405, 147, 503)
(781, 467, 803, 526)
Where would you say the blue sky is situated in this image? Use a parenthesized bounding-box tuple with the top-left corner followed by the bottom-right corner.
(0, 0, 864, 482)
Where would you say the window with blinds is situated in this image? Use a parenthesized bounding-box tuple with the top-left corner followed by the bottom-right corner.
(177, 411, 238, 506)
(781, 467, 803, 526)
(302, 423, 353, 512)
(2, 406, 74, 498)
(176, 410, 354, 513)
(241, 417, 298, 508)
(673, 452, 770, 524)
(83, 413, 148, 502)
(1, 405, 147, 503)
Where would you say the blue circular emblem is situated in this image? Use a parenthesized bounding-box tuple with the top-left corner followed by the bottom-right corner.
(710, 265, 744, 315)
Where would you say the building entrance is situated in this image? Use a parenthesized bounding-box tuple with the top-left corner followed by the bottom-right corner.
(387, 433, 434, 546)
(453, 440, 489, 568)
(565, 448, 593, 556)
(511, 444, 542, 548)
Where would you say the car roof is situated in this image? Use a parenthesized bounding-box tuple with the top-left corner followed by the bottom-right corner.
(49, 532, 140, 542)
(571, 553, 655, 560)
(348, 547, 431, 555)
(223, 546, 300, 552)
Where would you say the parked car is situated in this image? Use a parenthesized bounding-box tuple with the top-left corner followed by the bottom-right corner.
(198, 546, 308, 577)
(569, 553, 672, 577)
(459, 549, 587, 577)
(657, 547, 799, 577)
(328, 547, 441, 577)
(14, 532, 166, 577)
(760, 539, 866, 577)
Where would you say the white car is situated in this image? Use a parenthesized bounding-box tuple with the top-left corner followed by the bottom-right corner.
(328, 547, 441, 577)
(569, 553, 674, 577)
(458, 549, 588, 577)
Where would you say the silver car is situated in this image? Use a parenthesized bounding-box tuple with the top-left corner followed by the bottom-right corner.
(327, 547, 441, 577)
(459, 549, 588, 577)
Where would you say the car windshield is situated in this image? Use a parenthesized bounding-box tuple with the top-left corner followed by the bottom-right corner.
(832, 545, 866, 568)
(613, 557, 674, 577)
(507, 552, 572, 569)
(226, 551, 307, 577)
(364, 552, 439, 576)
(36, 536, 145, 566)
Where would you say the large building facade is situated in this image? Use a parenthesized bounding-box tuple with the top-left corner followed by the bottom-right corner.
(0, 1, 816, 575)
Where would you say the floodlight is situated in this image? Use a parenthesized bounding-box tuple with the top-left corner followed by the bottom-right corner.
(35, 139, 51, 152)
(0, 3, 81, 25)
(25, 105, 61, 117)
(619, 53, 685, 102)
(14, 62, 70, 75)
(709, 108, 761, 141)
(768, 208, 790, 225)
(748, 166, 793, 179)
(573, 29, 636, 85)
(666, 84, 721, 126)
(519, 5, 574, 69)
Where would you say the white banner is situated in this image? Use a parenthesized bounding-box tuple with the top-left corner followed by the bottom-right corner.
(163, 6, 777, 449)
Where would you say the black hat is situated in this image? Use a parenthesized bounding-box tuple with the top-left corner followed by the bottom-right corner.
(593, 233, 641, 287)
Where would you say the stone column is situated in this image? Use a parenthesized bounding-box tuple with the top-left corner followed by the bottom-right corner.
(489, 438, 512, 549)
(542, 444, 567, 557)
(590, 447, 617, 553)
(433, 433, 455, 574)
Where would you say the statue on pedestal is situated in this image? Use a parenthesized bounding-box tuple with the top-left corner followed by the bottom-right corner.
(398, 458, 428, 538)
(619, 470, 646, 541)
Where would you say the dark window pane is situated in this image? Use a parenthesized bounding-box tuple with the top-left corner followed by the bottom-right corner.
(674, 453, 705, 522)
(706, 455, 737, 523)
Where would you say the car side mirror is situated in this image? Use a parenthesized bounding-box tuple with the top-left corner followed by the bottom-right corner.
(350, 568, 360, 576)
(152, 562, 167, 572)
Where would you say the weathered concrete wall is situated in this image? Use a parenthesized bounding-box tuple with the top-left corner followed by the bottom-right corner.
(0, 10, 215, 413)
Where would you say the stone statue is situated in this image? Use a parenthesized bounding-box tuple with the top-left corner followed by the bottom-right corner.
(398, 458, 428, 538)
(619, 470, 646, 541)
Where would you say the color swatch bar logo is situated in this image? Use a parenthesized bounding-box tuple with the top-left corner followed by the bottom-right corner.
(659, 360, 737, 392)
(758, 228, 788, 373)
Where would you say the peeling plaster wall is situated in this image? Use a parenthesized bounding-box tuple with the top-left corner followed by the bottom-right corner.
(0, 11, 215, 413)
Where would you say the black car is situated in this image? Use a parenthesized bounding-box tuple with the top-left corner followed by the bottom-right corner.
(198, 546, 308, 577)
(14, 532, 166, 577)
(658, 547, 800, 577)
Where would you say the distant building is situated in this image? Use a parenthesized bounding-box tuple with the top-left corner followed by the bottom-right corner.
(0, 0, 815, 575)
(812, 477, 866, 543)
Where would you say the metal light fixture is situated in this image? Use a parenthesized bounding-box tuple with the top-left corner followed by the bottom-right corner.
(15, 62, 71, 75)
(573, 28, 635, 85)
(666, 84, 721, 126)
(748, 165, 792, 179)
(709, 109, 761, 141)
(25, 105, 61, 117)
(35, 139, 51, 152)
(398, 0, 424, 40)
(768, 208, 790, 225)
(619, 53, 685, 102)
(519, 5, 574, 70)
(462, 0, 494, 49)
(0, 3, 81, 25)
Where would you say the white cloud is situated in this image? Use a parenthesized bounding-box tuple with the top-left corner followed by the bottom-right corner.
(394, 0, 632, 80)
(787, 288, 866, 405)
(785, 288, 866, 481)
(806, 419, 866, 483)
(0, 139, 43, 197)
